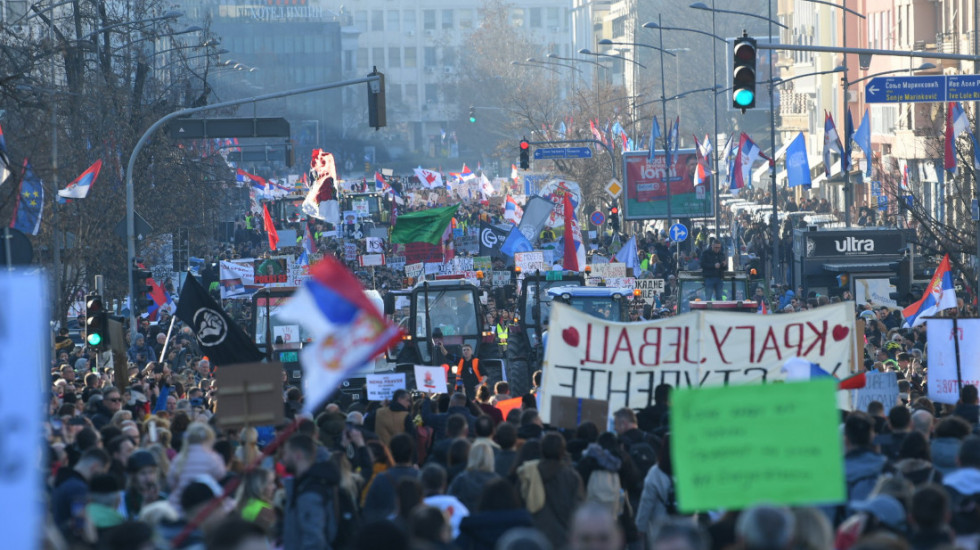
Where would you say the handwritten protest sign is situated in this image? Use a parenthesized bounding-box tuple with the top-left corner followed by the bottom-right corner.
(540, 302, 855, 421)
(366, 373, 406, 401)
(671, 379, 845, 512)
(0, 272, 45, 548)
(515, 251, 547, 272)
(414, 365, 449, 394)
(926, 319, 980, 404)
(634, 279, 666, 303)
(592, 262, 626, 279)
(854, 372, 899, 412)
(405, 262, 424, 280)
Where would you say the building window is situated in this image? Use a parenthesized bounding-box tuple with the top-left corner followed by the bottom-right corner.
(424, 46, 437, 67)
(387, 10, 399, 32)
(388, 83, 402, 106)
(612, 16, 625, 38)
(442, 46, 456, 66)
(354, 10, 367, 30)
(425, 83, 438, 104)
(389, 47, 401, 68)
(356, 47, 368, 69)
(405, 83, 418, 107)
(459, 9, 474, 28)
(403, 10, 416, 32)
(529, 7, 542, 28)
(371, 10, 383, 31)
(372, 47, 384, 66)
(546, 7, 559, 28)
(405, 47, 417, 67)
(442, 9, 453, 29)
(511, 8, 525, 27)
(423, 9, 436, 30)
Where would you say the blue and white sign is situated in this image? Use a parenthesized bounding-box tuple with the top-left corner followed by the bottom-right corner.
(669, 223, 688, 242)
(877, 195, 888, 211)
(533, 147, 594, 160)
(871, 181, 881, 196)
(590, 211, 605, 226)
(864, 75, 980, 104)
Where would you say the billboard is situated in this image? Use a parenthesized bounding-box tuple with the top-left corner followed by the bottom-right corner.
(622, 150, 715, 220)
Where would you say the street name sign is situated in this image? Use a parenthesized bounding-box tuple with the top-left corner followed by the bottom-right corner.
(865, 75, 980, 104)
(533, 147, 593, 160)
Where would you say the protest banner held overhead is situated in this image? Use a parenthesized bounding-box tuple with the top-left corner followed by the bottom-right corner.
(539, 302, 855, 422)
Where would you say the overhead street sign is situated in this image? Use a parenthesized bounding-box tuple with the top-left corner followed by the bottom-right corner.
(605, 178, 623, 198)
(532, 146, 593, 160)
(865, 75, 980, 104)
(165, 117, 291, 139)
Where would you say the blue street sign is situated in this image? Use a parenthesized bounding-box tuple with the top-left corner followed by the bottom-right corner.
(865, 75, 947, 104)
(877, 195, 888, 212)
(533, 147, 594, 160)
(871, 181, 881, 196)
(947, 75, 980, 101)
(669, 223, 688, 242)
(590, 211, 605, 226)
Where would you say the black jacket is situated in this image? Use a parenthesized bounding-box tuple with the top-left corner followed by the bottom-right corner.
(700, 247, 727, 278)
(457, 509, 535, 550)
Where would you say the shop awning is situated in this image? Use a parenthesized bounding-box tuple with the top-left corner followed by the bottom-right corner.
(822, 261, 896, 273)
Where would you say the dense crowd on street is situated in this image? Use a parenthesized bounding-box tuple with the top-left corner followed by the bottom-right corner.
(42, 172, 980, 550)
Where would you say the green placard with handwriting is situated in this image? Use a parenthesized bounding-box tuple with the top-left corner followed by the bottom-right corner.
(670, 379, 845, 512)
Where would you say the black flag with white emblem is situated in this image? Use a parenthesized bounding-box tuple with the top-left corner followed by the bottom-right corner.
(175, 273, 264, 366)
(479, 222, 510, 259)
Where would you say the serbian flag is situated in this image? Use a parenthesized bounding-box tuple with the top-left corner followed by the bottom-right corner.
(903, 254, 958, 328)
(263, 203, 279, 251)
(58, 160, 102, 201)
(945, 102, 969, 172)
(781, 357, 833, 380)
(510, 164, 519, 182)
(757, 300, 769, 314)
(823, 111, 844, 177)
(375, 171, 385, 191)
(733, 133, 762, 193)
(236, 168, 266, 187)
(303, 149, 340, 224)
(460, 164, 476, 182)
(276, 256, 403, 413)
(504, 196, 523, 225)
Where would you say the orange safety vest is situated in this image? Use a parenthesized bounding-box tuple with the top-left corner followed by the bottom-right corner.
(444, 358, 481, 380)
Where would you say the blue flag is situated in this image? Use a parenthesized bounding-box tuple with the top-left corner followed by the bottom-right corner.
(785, 133, 811, 189)
(648, 116, 661, 161)
(852, 108, 872, 178)
(11, 159, 44, 235)
(500, 227, 533, 257)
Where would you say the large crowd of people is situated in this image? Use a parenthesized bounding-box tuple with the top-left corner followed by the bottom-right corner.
(42, 174, 980, 550)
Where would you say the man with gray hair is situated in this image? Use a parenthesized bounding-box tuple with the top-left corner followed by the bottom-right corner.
(568, 502, 624, 550)
(911, 409, 934, 439)
(736, 505, 796, 550)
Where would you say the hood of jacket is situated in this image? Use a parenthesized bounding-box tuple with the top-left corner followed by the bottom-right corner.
(932, 438, 962, 473)
(844, 448, 887, 482)
(584, 443, 622, 472)
(944, 467, 980, 495)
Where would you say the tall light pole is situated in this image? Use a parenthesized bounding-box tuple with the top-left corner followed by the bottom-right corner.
(665, 48, 689, 119)
(645, 20, 728, 241)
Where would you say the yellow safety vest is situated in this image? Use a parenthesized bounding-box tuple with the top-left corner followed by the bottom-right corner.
(496, 324, 509, 343)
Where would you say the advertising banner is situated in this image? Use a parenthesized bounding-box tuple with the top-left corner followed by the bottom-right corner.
(926, 319, 980, 404)
(540, 302, 855, 421)
(622, 150, 714, 220)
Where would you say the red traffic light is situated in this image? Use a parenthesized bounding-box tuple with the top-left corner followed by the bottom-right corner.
(733, 41, 756, 62)
(520, 140, 530, 150)
(610, 207, 619, 214)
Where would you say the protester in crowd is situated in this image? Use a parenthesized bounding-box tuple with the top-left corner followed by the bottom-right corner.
(167, 422, 227, 509)
(448, 440, 500, 512)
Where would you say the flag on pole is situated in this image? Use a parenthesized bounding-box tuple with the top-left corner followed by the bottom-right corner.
(10, 159, 44, 235)
(391, 204, 458, 245)
(615, 236, 639, 276)
(175, 274, 264, 367)
(303, 149, 340, 224)
(58, 159, 102, 201)
(648, 116, 661, 161)
(902, 254, 957, 328)
(670, 116, 680, 153)
(561, 193, 579, 271)
(945, 102, 969, 172)
(852, 108, 873, 178)
(504, 196, 523, 225)
(414, 166, 444, 189)
(460, 163, 476, 181)
(236, 168, 266, 187)
(510, 164, 519, 183)
(785, 132, 812, 189)
(733, 133, 763, 193)
(276, 256, 403, 413)
(823, 111, 843, 177)
(262, 203, 279, 251)
(500, 227, 534, 257)
(374, 171, 385, 191)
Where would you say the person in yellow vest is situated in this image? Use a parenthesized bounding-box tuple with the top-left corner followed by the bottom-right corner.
(495, 311, 511, 354)
(442, 344, 485, 400)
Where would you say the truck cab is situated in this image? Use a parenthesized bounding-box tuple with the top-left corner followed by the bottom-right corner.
(547, 286, 639, 322)
(674, 271, 761, 313)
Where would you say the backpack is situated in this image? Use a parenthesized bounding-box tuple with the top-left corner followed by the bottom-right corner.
(586, 469, 624, 517)
(627, 441, 658, 479)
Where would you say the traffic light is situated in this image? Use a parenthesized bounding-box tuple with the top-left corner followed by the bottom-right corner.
(519, 139, 530, 170)
(85, 293, 107, 349)
(367, 66, 387, 130)
(610, 206, 620, 232)
(732, 34, 757, 111)
(468, 106, 477, 123)
(888, 257, 912, 306)
(132, 267, 154, 313)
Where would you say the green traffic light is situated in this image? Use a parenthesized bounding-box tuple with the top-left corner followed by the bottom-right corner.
(734, 89, 755, 107)
(87, 332, 102, 346)
(469, 116, 477, 123)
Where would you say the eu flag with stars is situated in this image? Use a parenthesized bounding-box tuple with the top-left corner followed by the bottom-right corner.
(11, 159, 44, 235)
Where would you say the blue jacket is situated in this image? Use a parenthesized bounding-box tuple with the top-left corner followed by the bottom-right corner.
(283, 461, 340, 550)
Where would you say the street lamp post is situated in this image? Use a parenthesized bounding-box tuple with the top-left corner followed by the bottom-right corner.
(666, 48, 689, 119)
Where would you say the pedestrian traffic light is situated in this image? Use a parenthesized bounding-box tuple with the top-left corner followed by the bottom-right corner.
(85, 293, 107, 349)
(132, 267, 154, 313)
(732, 34, 757, 111)
(519, 139, 530, 170)
(468, 106, 477, 123)
(888, 256, 912, 305)
(610, 206, 620, 232)
(367, 66, 386, 130)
